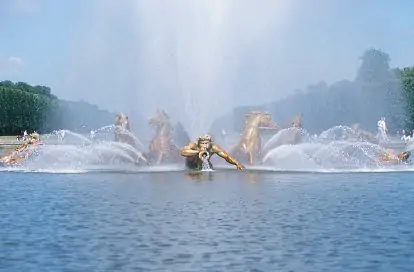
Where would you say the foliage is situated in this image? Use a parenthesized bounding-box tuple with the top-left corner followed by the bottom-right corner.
(212, 48, 413, 134)
(398, 67, 414, 129)
(0, 81, 115, 135)
(0, 81, 57, 135)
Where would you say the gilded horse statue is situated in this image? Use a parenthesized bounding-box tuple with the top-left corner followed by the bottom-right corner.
(146, 109, 181, 165)
(0, 133, 42, 167)
(377, 149, 411, 166)
(230, 111, 278, 165)
(289, 114, 303, 144)
(114, 112, 130, 140)
(114, 112, 139, 147)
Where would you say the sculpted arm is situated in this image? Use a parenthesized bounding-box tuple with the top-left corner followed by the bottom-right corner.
(212, 144, 245, 169)
(180, 142, 199, 157)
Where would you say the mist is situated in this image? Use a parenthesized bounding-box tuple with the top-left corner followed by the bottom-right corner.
(62, 1, 332, 138)
(59, 0, 409, 138)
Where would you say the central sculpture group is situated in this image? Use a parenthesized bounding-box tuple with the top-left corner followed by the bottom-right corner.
(114, 109, 308, 171)
(1, 109, 411, 169)
(115, 109, 411, 170)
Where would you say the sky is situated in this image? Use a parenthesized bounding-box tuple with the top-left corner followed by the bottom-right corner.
(1, 0, 414, 135)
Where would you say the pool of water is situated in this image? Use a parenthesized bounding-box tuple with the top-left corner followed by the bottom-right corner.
(1, 171, 414, 271)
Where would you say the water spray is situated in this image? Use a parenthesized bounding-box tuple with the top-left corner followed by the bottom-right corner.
(200, 151, 212, 171)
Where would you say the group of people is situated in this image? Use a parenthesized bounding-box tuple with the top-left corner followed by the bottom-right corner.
(16, 130, 35, 142)
(399, 129, 414, 142)
(378, 117, 414, 143)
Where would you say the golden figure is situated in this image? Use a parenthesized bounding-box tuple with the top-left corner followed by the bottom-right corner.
(180, 134, 245, 170)
(147, 109, 181, 164)
(114, 112, 130, 141)
(291, 114, 302, 128)
(290, 114, 303, 144)
(114, 112, 141, 151)
(230, 111, 278, 165)
(115, 112, 130, 130)
(0, 132, 42, 167)
(377, 149, 411, 165)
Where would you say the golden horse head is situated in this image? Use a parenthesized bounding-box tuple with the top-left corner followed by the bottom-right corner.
(148, 109, 170, 127)
(115, 112, 129, 127)
(29, 132, 40, 140)
(244, 111, 278, 130)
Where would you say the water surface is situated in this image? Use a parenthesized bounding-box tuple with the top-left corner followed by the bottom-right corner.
(1, 171, 414, 271)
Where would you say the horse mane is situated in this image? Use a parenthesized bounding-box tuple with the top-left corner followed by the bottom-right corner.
(152, 110, 173, 134)
(115, 114, 128, 127)
(244, 110, 272, 120)
(154, 108, 170, 121)
(243, 111, 270, 129)
(244, 111, 261, 121)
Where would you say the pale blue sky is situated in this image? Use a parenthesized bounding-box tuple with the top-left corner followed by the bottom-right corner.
(1, 0, 413, 120)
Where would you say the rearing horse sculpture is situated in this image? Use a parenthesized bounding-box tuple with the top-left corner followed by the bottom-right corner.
(230, 111, 278, 165)
(147, 109, 181, 165)
(114, 112, 130, 139)
(114, 112, 137, 147)
(280, 114, 303, 144)
(290, 114, 303, 144)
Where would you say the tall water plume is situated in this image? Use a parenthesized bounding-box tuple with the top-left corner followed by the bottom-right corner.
(64, 0, 296, 138)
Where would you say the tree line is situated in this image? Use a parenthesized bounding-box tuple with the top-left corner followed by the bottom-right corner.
(212, 49, 414, 135)
(0, 81, 115, 135)
(2, 48, 414, 136)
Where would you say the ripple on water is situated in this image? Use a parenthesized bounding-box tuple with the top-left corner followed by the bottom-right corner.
(0, 172, 414, 271)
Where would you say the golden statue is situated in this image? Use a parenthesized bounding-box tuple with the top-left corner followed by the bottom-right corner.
(147, 109, 181, 164)
(0, 132, 42, 167)
(114, 112, 130, 140)
(114, 112, 140, 148)
(291, 114, 302, 128)
(377, 149, 411, 165)
(230, 111, 278, 165)
(289, 114, 303, 144)
(180, 134, 245, 171)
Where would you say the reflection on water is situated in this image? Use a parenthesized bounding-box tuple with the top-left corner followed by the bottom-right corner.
(185, 171, 215, 182)
(1, 171, 414, 271)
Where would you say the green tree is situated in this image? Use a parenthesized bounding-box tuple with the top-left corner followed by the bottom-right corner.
(398, 67, 414, 129)
(213, 48, 411, 135)
(0, 80, 120, 135)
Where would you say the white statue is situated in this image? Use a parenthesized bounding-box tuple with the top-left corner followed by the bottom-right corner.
(377, 117, 389, 142)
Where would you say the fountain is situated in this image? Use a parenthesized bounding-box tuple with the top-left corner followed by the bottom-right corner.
(260, 126, 410, 171)
(66, 1, 297, 138)
(6, 2, 411, 173)
(2, 121, 412, 174)
(5, 124, 149, 171)
(43, 129, 92, 145)
(200, 151, 213, 171)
